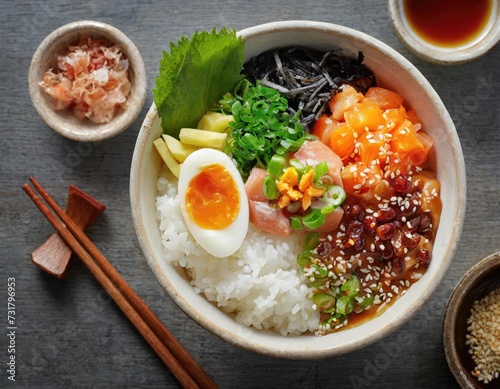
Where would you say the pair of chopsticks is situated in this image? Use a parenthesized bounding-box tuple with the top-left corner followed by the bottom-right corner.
(23, 177, 217, 389)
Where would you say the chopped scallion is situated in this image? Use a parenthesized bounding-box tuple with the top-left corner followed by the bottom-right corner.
(303, 232, 319, 250)
(266, 154, 286, 178)
(314, 161, 329, 182)
(323, 185, 347, 208)
(321, 205, 335, 215)
(263, 176, 279, 199)
(290, 216, 303, 230)
(336, 295, 354, 316)
(312, 264, 328, 278)
(286, 201, 301, 213)
(341, 275, 360, 298)
(297, 251, 313, 268)
(302, 209, 326, 230)
(312, 293, 336, 310)
(289, 159, 305, 171)
(220, 79, 307, 179)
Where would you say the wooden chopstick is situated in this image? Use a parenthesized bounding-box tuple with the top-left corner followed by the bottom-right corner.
(23, 178, 218, 389)
(28, 177, 217, 389)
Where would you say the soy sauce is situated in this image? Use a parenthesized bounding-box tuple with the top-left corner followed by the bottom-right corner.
(403, 0, 494, 47)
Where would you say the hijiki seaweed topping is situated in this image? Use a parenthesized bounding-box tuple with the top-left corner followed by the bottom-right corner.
(243, 47, 376, 129)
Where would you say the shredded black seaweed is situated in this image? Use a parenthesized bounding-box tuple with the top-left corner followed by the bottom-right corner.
(242, 47, 376, 130)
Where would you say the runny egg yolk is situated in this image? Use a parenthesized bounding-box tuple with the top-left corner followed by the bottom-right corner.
(185, 163, 240, 230)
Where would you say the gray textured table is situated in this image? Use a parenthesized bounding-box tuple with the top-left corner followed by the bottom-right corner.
(1, 1, 499, 388)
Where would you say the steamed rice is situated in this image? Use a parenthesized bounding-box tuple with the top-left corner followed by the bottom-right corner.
(155, 166, 319, 336)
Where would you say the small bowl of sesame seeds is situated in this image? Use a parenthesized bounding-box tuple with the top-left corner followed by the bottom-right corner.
(443, 251, 500, 388)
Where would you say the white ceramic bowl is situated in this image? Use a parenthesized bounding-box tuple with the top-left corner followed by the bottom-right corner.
(388, 0, 500, 65)
(130, 21, 466, 359)
(29, 20, 147, 142)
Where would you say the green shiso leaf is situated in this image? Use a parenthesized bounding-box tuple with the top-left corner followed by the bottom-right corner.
(153, 27, 245, 138)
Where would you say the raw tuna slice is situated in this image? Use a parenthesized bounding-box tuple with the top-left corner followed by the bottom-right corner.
(245, 167, 268, 202)
(294, 140, 343, 188)
(248, 200, 291, 237)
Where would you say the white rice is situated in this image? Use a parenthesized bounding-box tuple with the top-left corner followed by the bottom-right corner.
(155, 166, 319, 336)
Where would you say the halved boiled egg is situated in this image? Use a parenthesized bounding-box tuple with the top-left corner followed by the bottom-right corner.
(178, 148, 249, 258)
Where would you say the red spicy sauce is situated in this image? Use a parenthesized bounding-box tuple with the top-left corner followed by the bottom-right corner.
(403, 0, 494, 47)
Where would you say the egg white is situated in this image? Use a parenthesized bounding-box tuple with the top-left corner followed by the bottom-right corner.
(178, 148, 249, 258)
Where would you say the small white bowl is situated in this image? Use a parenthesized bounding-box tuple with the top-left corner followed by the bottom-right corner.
(130, 21, 466, 358)
(29, 20, 147, 142)
(388, 0, 500, 65)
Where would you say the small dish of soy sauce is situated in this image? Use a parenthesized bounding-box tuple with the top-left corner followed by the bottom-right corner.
(388, 0, 500, 65)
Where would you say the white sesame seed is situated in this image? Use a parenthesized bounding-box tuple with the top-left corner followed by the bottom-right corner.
(466, 288, 500, 383)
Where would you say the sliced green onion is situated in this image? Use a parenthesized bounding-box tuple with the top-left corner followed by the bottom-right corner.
(336, 295, 354, 316)
(353, 295, 375, 314)
(321, 204, 335, 215)
(323, 305, 337, 314)
(219, 79, 308, 180)
(323, 185, 347, 208)
(302, 209, 326, 230)
(314, 161, 329, 182)
(341, 275, 360, 298)
(326, 312, 343, 323)
(231, 100, 242, 121)
(312, 264, 328, 278)
(252, 100, 269, 116)
(290, 216, 303, 230)
(286, 201, 301, 213)
(312, 293, 336, 310)
(297, 251, 313, 268)
(263, 176, 279, 199)
(318, 175, 333, 186)
(358, 295, 375, 311)
(308, 277, 329, 288)
(303, 232, 319, 250)
(266, 154, 286, 178)
(289, 159, 305, 171)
